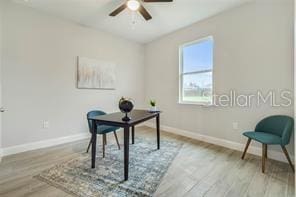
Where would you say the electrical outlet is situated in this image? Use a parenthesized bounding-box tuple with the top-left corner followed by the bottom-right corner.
(232, 122, 238, 130)
(43, 120, 49, 129)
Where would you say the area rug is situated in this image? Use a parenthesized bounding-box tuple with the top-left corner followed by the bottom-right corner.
(35, 137, 182, 197)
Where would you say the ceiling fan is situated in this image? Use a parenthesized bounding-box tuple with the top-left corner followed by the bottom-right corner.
(109, 0, 173, 21)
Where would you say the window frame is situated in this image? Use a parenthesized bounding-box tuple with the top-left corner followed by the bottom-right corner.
(179, 36, 214, 105)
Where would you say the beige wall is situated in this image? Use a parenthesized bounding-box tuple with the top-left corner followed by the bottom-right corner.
(1, 1, 145, 147)
(144, 0, 294, 153)
(1, 0, 294, 156)
(294, 0, 296, 159)
(0, 1, 3, 151)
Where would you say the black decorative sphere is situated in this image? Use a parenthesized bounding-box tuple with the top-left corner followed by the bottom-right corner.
(119, 97, 134, 121)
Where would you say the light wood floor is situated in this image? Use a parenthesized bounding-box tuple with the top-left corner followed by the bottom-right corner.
(0, 126, 294, 197)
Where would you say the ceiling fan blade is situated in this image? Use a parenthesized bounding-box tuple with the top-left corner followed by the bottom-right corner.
(143, 0, 173, 2)
(138, 5, 152, 21)
(109, 4, 127, 16)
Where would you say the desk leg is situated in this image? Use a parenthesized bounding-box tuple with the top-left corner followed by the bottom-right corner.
(124, 126, 130, 181)
(91, 120, 97, 168)
(132, 126, 135, 144)
(156, 114, 160, 150)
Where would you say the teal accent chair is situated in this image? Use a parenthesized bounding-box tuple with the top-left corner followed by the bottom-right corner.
(86, 110, 121, 158)
(241, 115, 294, 173)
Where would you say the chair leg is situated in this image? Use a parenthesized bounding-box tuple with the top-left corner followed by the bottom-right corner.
(241, 138, 251, 159)
(113, 131, 120, 150)
(281, 146, 295, 172)
(102, 134, 106, 158)
(86, 136, 93, 153)
(262, 144, 267, 173)
(104, 134, 107, 145)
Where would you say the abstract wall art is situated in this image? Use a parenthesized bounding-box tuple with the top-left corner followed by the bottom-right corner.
(77, 56, 116, 89)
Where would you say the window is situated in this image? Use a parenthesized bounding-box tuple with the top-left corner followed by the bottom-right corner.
(179, 36, 214, 105)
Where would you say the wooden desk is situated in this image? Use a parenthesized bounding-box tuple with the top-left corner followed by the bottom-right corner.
(88, 109, 161, 181)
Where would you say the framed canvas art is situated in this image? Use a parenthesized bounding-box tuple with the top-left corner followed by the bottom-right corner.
(77, 57, 116, 89)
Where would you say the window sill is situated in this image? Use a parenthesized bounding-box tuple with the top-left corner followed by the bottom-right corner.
(178, 101, 215, 107)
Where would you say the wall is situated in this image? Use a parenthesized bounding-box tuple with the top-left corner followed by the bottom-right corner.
(0, 1, 3, 154)
(295, 0, 296, 162)
(1, 0, 294, 159)
(1, 1, 145, 148)
(144, 0, 294, 154)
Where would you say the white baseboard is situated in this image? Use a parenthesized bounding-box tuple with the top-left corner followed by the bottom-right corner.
(1, 133, 89, 157)
(144, 122, 294, 163)
(0, 124, 293, 164)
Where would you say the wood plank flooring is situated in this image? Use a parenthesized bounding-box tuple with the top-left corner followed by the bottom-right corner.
(0, 126, 294, 197)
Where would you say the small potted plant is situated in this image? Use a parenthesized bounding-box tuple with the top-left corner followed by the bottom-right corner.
(149, 99, 157, 112)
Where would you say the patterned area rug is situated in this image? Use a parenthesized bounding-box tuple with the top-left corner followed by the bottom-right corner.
(35, 137, 182, 197)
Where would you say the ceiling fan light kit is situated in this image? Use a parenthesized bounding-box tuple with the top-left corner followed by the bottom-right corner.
(109, 0, 173, 21)
(127, 0, 141, 11)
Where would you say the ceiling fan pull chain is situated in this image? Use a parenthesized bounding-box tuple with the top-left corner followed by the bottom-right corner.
(131, 11, 137, 29)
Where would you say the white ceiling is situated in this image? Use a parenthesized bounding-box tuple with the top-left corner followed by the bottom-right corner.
(13, 0, 250, 43)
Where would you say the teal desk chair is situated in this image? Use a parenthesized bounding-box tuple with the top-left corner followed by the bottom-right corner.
(241, 115, 294, 173)
(86, 110, 120, 158)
